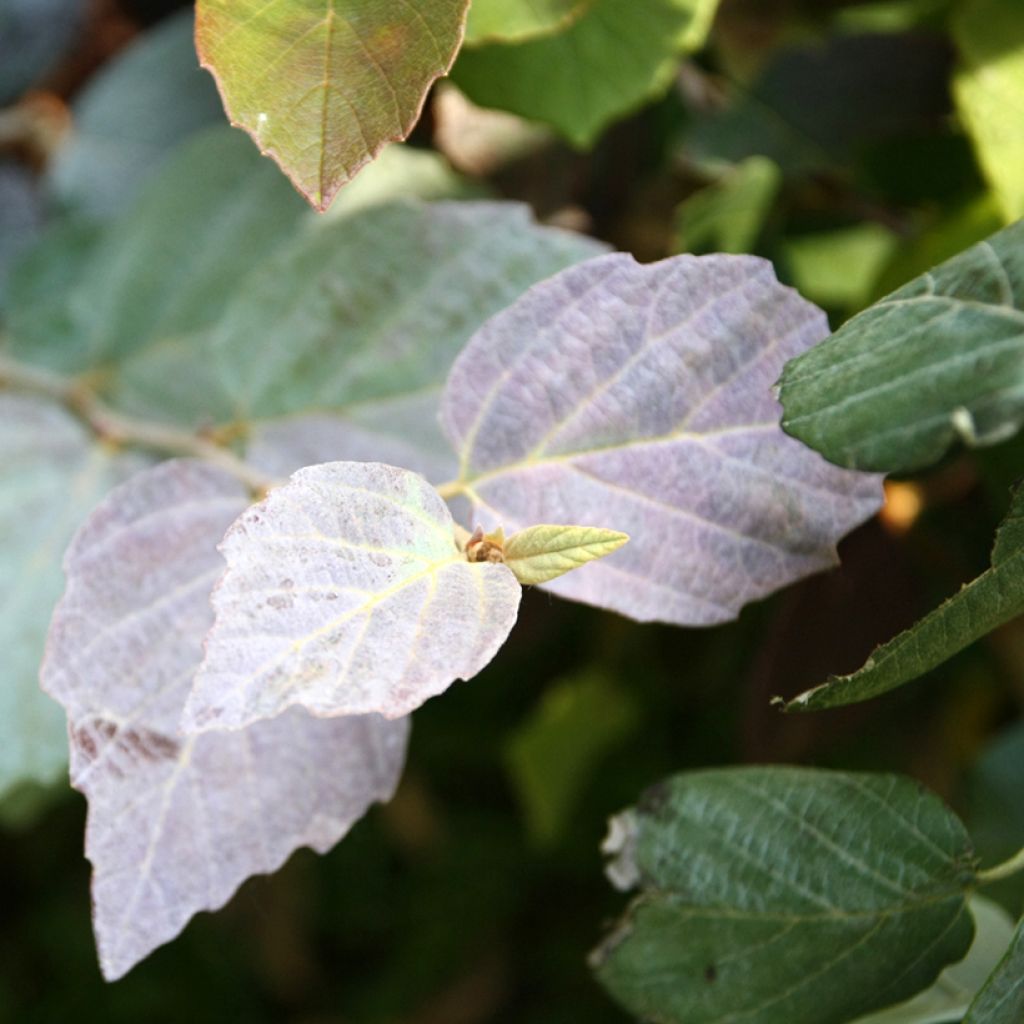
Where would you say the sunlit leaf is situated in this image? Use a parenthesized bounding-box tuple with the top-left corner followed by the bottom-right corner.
(963, 915, 1024, 1023)
(195, 0, 470, 210)
(780, 485, 1024, 712)
(441, 252, 882, 626)
(464, 0, 591, 44)
(41, 459, 409, 980)
(779, 221, 1024, 473)
(593, 767, 978, 1024)
(184, 462, 521, 733)
(0, 394, 148, 797)
(502, 524, 628, 585)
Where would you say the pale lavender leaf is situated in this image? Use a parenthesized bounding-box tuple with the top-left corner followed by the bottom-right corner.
(184, 462, 521, 734)
(441, 252, 884, 625)
(41, 459, 409, 980)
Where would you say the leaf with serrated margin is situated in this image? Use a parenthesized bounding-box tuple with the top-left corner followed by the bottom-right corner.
(780, 485, 1024, 712)
(195, 0, 470, 211)
(779, 221, 1024, 474)
(464, 0, 591, 45)
(184, 462, 521, 733)
(592, 767, 979, 1024)
(0, 394, 148, 797)
(441, 252, 883, 626)
(963, 915, 1024, 1023)
(41, 460, 409, 980)
(503, 525, 628, 585)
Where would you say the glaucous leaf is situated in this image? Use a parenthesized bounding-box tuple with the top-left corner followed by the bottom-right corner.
(46, 11, 224, 218)
(195, 0, 470, 210)
(184, 462, 521, 733)
(953, 0, 1024, 223)
(441, 252, 883, 626)
(593, 767, 978, 1024)
(779, 485, 1024, 712)
(0, 394, 148, 797)
(963, 916, 1024, 1023)
(851, 897, 1016, 1024)
(41, 460, 409, 980)
(779, 221, 1024, 473)
(0, 0, 83, 103)
(464, 0, 591, 44)
(453, 0, 720, 146)
(502, 524, 628, 585)
(0, 162, 43, 309)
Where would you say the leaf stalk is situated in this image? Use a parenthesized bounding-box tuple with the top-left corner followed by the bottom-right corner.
(977, 846, 1024, 886)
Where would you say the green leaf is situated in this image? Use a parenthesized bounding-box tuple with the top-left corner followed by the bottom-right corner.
(501, 524, 628, 585)
(674, 157, 781, 255)
(779, 220, 1024, 474)
(452, 0, 720, 146)
(851, 896, 1016, 1024)
(195, 0, 470, 210)
(592, 767, 978, 1024)
(963, 916, 1024, 1023)
(464, 0, 591, 44)
(505, 671, 637, 846)
(780, 485, 1024, 712)
(953, 0, 1024, 223)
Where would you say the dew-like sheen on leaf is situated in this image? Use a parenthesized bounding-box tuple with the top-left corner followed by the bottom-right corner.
(41, 460, 409, 980)
(184, 462, 521, 733)
(195, 0, 470, 210)
(442, 252, 883, 626)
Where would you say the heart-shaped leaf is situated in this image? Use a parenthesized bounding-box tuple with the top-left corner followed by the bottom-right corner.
(41, 459, 409, 980)
(441, 252, 883, 626)
(196, 0, 470, 210)
(501, 524, 628, 585)
(184, 462, 522, 733)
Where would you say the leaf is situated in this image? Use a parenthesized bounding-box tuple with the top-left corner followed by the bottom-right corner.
(963, 915, 1024, 1023)
(779, 485, 1024, 712)
(183, 462, 522, 733)
(850, 896, 1016, 1024)
(0, 394, 148, 797)
(953, 0, 1024, 223)
(46, 11, 224, 218)
(452, 0, 720, 147)
(0, 0, 84, 103)
(505, 671, 637, 846)
(0, 162, 43, 308)
(501, 524, 628, 585)
(464, 0, 591, 44)
(195, 0, 470, 211)
(592, 767, 978, 1024)
(441, 252, 883, 626)
(40, 459, 409, 980)
(779, 221, 1024, 474)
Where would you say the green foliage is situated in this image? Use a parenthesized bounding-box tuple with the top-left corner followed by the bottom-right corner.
(963, 916, 1024, 1023)
(464, 0, 590, 44)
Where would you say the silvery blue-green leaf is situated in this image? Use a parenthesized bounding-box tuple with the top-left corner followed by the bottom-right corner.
(0, 394, 148, 797)
(41, 459, 410, 980)
(593, 767, 978, 1024)
(183, 462, 522, 732)
(780, 221, 1024, 473)
(963, 915, 1024, 1023)
(441, 251, 882, 626)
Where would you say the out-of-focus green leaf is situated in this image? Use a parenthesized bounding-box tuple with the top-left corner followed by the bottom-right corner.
(780, 485, 1024, 712)
(506, 673, 638, 846)
(674, 157, 780, 255)
(195, 0, 469, 211)
(47, 11, 223, 218)
(0, 163, 42, 309)
(953, 0, 1024, 223)
(963, 916, 1024, 1023)
(593, 767, 978, 1024)
(453, 0, 720, 147)
(464, 0, 591, 44)
(779, 220, 1024, 473)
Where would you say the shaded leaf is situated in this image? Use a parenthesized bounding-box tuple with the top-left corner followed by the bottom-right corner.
(47, 11, 224, 218)
(953, 0, 1024, 223)
(780, 485, 1024, 712)
(963, 915, 1024, 1023)
(453, 0, 720, 146)
(441, 252, 882, 626)
(0, 0, 83, 103)
(0, 162, 43, 308)
(593, 767, 978, 1024)
(502, 524, 628, 585)
(184, 462, 521, 733)
(195, 0, 470, 210)
(41, 459, 409, 980)
(0, 394, 148, 797)
(464, 0, 591, 44)
(779, 221, 1024, 473)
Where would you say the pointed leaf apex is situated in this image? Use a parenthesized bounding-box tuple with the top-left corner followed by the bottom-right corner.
(503, 524, 629, 586)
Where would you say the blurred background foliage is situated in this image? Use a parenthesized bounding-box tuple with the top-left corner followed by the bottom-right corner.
(0, 0, 1022, 1020)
